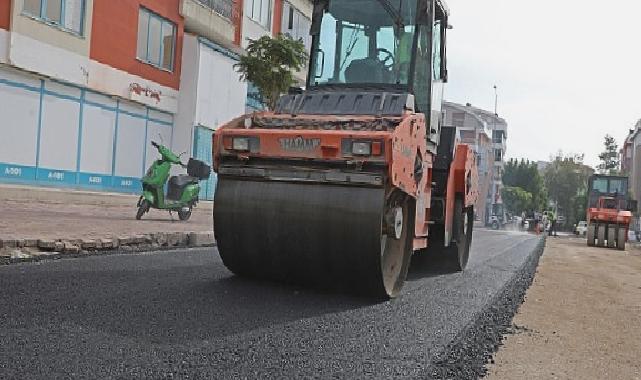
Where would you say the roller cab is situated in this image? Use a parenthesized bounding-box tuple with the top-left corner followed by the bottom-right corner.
(212, 0, 478, 298)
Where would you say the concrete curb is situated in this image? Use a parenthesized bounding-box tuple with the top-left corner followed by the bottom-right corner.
(0, 232, 215, 265)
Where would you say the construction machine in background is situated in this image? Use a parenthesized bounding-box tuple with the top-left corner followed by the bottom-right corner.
(586, 175, 637, 250)
(212, 0, 478, 298)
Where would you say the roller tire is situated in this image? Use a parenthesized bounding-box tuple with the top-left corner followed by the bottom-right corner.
(597, 224, 606, 247)
(451, 199, 473, 271)
(607, 225, 616, 248)
(587, 224, 596, 246)
(419, 198, 471, 273)
(617, 227, 626, 251)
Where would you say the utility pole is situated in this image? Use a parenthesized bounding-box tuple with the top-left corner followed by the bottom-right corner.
(493, 85, 498, 116)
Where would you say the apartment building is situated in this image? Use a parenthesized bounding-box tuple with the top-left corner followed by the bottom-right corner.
(0, 0, 313, 197)
(443, 101, 508, 223)
(621, 121, 641, 202)
(0, 0, 182, 192)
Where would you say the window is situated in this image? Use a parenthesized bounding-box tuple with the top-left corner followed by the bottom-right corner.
(592, 178, 608, 193)
(452, 112, 465, 127)
(494, 149, 503, 162)
(311, 0, 418, 87)
(412, 22, 430, 113)
(22, 0, 85, 35)
(281, 2, 311, 51)
(492, 130, 504, 143)
(609, 179, 627, 194)
(432, 20, 442, 80)
(137, 8, 176, 71)
(247, 0, 271, 28)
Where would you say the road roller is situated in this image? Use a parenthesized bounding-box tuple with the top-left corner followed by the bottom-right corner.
(212, 0, 478, 298)
(586, 175, 636, 250)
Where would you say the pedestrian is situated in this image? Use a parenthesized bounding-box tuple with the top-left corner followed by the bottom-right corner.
(549, 210, 558, 237)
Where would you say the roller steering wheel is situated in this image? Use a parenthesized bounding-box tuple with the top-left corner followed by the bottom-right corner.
(376, 48, 396, 70)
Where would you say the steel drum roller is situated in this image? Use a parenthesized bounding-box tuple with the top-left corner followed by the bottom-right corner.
(214, 178, 413, 297)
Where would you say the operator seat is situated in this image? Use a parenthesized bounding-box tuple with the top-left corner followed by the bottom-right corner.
(345, 58, 391, 83)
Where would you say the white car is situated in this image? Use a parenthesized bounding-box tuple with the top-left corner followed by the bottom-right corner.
(575, 221, 588, 236)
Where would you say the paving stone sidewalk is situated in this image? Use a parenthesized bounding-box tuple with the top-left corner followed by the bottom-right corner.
(0, 184, 214, 263)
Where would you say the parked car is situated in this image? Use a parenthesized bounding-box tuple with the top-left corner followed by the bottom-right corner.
(575, 221, 588, 236)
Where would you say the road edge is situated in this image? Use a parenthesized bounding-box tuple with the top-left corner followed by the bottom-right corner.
(426, 235, 547, 379)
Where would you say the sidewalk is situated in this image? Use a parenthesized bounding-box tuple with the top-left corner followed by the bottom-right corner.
(486, 237, 641, 379)
(0, 184, 214, 261)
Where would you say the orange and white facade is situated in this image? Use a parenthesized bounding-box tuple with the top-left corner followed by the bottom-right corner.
(0, 0, 311, 196)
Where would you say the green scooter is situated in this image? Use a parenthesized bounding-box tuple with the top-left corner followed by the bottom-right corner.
(136, 141, 211, 221)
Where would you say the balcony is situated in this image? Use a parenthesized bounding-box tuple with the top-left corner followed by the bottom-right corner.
(196, 0, 234, 20)
(180, 0, 237, 49)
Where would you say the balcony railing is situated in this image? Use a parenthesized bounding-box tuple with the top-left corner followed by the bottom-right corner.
(196, 0, 234, 20)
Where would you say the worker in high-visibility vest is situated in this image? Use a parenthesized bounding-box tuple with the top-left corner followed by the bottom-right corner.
(548, 210, 558, 237)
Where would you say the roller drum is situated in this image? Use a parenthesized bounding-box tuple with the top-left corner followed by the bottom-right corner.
(214, 178, 412, 298)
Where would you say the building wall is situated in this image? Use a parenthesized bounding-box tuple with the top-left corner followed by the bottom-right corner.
(443, 102, 496, 223)
(91, 0, 183, 90)
(175, 34, 247, 199)
(0, 1, 11, 30)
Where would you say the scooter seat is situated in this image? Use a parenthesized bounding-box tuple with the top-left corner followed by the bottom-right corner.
(167, 175, 200, 201)
(170, 175, 200, 187)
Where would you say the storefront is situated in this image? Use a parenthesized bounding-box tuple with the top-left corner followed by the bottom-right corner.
(0, 66, 174, 193)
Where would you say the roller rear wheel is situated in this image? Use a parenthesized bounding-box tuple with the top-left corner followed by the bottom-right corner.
(451, 198, 473, 271)
(587, 224, 596, 246)
(607, 225, 616, 248)
(417, 198, 472, 273)
(597, 224, 606, 247)
(617, 227, 626, 251)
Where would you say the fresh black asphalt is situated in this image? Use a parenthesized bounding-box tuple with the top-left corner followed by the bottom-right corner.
(0, 229, 542, 379)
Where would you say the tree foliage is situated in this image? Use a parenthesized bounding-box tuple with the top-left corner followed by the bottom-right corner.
(501, 186, 533, 216)
(544, 154, 594, 227)
(235, 35, 308, 110)
(598, 134, 620, 175)
(502, 159, 547, 213)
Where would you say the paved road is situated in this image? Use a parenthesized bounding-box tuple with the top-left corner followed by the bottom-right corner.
(0, 229, 540, 379)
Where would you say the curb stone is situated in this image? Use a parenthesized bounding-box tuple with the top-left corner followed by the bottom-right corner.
(0, 232, 216, 265)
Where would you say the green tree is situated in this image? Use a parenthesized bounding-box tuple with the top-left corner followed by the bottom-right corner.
(544, 154, 594, 227)
(502, 159, 547, 212)
(235, 35, 308, 110)
(598, 134, 620, 174)
(502, 186, 533, 215)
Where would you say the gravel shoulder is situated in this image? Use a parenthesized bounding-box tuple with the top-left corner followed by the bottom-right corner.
(486, 237, 641, 380)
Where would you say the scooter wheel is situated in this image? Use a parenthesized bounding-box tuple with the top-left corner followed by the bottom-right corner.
(136, 200, 151, 220)
(178, 208, 192, 221)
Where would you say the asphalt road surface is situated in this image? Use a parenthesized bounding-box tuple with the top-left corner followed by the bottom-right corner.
(1, 229, 540, 379)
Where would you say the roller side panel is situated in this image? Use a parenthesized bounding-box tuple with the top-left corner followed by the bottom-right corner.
(443, 144, 477, 247)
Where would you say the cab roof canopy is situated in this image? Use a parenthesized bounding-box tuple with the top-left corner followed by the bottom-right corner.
(316, 0, 449, 27)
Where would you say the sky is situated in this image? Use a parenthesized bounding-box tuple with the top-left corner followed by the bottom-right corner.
(443, 0, 641, 168)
